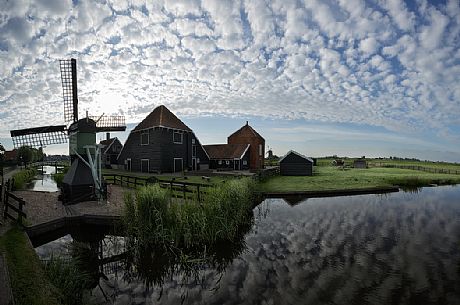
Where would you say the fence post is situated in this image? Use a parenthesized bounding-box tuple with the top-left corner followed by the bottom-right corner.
(197, 185, 200, 202)
(3, 192, 8, 219)
(18, 199, 24, 225)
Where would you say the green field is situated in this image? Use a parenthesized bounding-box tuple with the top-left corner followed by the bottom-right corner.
(257, 166, 460, 193)
(315, 157, 460, 170)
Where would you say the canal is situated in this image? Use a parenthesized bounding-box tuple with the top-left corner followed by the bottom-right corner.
(26, 165, 59, 192)
(34, 185, 460, 305)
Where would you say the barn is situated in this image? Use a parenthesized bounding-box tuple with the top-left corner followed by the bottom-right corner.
(202, 144, 250, 170)
(279, 150, 313, 176)
(100, 133, 123, 169)
(227, 121, 265, 170)
(117, 105, 209, 173)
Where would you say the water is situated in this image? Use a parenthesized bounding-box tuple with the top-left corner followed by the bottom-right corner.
(26, 165, 59, 192)
(34, 185, 460, 305)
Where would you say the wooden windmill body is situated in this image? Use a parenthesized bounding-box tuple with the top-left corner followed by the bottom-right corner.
(10, 59, 126, 204)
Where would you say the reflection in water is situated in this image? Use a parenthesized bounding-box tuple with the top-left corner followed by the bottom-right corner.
(35, 186, 460, 305)
(27, 165, 59, 192)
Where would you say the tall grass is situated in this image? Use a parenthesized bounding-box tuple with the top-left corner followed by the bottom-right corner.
(51, 166, 69, 186)
(12, 168, 37, 190)
(123, 178, 256, 250)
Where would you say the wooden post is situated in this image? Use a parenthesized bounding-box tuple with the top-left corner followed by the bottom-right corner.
(3, 192, 8, 219)
(18, 199, 24, 225)
(197, 185, 200, 202)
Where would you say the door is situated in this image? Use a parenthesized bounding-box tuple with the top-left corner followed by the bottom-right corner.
(126, 158, 132, 171)
(141, 159, 149, 173)
(234, 159, 240, 170)
(173, 158, 183, 172)
(192, 158, 197, 171)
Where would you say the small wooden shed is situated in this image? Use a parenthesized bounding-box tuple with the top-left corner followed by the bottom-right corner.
(353, 159, 367, 169)
(279, 150, 313, 176)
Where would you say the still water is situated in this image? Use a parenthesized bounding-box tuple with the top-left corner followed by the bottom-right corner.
(27, 165, 59, 192)
(35, 185, 460, 305)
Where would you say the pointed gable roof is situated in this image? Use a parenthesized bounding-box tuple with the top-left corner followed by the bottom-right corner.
(228, 121, 264, 141)
(133, 105, 192, 132)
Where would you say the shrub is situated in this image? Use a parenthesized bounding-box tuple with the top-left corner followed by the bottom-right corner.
(12, 168, 37, 190)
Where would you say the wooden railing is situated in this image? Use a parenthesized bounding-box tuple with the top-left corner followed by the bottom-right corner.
(103, 174, 212, 202)
(1, 178, 27, 226)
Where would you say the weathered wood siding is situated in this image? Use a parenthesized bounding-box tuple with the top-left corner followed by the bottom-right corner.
(280, 152, 313, 176)
(118, 128, 209, 173)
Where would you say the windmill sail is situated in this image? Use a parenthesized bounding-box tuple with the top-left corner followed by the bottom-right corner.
(10, 125, 67, 148)
(89, 115, 127, 132)
(60, 59, 78, 123)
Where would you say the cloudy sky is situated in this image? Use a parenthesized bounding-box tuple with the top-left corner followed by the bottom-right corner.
(0, 0, 459, 161)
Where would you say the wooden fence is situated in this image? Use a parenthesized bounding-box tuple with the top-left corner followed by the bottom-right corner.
(1, 179, 27, 226)
(103, 174, 212, 202)
(370, 163, 460, 175)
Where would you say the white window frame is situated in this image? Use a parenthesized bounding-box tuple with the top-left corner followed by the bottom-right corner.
(225, 160, 230, 165)
(141, 132, 149, 145)
(173, 131, 183, 144)
(126, 158, 132, 171)
(192, 145, 197, 157)
(173, 158, 183, 172)
(218, 160, 222, 165)
(141, 159, 149, 173)
(259, 144, 263, 156)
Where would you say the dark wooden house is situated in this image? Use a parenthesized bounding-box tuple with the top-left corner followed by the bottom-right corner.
(117, 105, 209, 173)
(353, 159, 367, 169)
(203, 144, 250, 170)
(279, 150, 313, 176)
(228, 122, 265, 170)
(100, 133, 123, 169)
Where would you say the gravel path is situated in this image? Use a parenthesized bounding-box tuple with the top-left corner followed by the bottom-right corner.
(12, 185, 132, 226)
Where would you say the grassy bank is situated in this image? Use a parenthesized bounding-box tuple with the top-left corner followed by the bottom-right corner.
(124, 177, 255, 249)
(0, 227, 61, 305)
(257, 166, 460, 193)
(12, 168, 37, 190)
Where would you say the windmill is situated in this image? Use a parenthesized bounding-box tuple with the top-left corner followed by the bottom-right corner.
(10, 59, 126, 204)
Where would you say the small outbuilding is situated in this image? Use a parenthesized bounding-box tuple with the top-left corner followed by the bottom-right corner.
(279, 150, 313, 176)
(353, 159, 367, 169)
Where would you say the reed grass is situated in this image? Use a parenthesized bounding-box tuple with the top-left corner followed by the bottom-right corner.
(123, 178, 256, 250)
(12, 168, 37, 190)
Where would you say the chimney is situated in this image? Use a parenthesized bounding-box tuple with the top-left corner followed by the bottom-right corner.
(246, 121, 248, 126)
(106, 132, 110, 141)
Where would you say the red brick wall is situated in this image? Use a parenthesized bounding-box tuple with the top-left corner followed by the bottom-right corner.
(228, 126, 265, 170)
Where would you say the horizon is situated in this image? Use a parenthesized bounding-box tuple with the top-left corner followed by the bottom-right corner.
(1, 0, 459, 162)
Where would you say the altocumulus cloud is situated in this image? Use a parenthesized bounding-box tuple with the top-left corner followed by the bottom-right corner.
(0, 0, 459, 149)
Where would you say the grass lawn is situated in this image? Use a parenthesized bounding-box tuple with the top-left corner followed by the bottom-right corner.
(257, 166, 460, 193)
(315, 157, 460, 170)
(0, 227, 61, 305)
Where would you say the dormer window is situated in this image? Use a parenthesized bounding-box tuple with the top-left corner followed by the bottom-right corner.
(141, 132, 149, 145)
(173, 131, 183, 144)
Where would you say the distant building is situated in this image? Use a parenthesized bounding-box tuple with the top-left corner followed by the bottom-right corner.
(202, 144, 250, 170)
(279, 150, 313, 176)
(100, 133, 123, 169)
(353, 159, 367, 169)
(117, 105, 209, 173)
(3, 149, 17, 163)
(227, 122, 265, 170)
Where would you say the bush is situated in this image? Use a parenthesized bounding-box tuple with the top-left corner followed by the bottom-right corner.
(12, 168, 37, 190)
(51, 166, 69, 186)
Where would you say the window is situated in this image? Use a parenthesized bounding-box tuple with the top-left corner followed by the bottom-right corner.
(259, 144, 263, 156)
(243, 160, 247, 165)
(225, 160, 230, 165)
(191, 138, 195, 144)
(173, 131, 183, 144)
(141, 132, 149, 145)
(218, 160, 222, 165)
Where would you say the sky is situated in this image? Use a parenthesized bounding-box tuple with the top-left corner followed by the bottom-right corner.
(0, 0, 459, 162)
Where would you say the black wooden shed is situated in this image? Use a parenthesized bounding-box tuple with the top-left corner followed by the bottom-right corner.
(279, 150, 313, 176)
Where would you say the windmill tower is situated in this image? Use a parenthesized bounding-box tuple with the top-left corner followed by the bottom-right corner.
(10, 59, 126, 204)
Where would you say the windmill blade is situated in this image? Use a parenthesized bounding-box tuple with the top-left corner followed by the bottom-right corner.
(10, 125, 68, 149)
(89, 115, 127, 132)
(60, 58, 78, 123)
